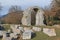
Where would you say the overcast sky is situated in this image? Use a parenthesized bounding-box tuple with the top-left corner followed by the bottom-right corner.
(0, 0, 52, 16)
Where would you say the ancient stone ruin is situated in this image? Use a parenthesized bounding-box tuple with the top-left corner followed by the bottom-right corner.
(22, 6, 45, 26)
(36, 9, 45, 26)
(22, 8, 31, 26)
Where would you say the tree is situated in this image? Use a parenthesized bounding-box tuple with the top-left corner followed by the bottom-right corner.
(56, 10, 60, 19)
(2, 5, 23, 24)
(0, 3, 2, 24)
(9, 5, 22, 13)
(55, 0, 60, 6)
(50, 0, 60, 24)
(44, 5, 54, 26)
(0, 3, 2, 16)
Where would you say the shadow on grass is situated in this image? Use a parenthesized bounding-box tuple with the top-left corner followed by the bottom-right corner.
(31, 33, 36, 39)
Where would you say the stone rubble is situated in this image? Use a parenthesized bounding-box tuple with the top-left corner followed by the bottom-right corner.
(0, 24, 57, 40)
(32, 27, 41, 31)
(43, 28, 56, 36)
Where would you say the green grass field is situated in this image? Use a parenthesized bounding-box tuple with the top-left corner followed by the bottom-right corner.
(1, 24, 60, 40)
(0, 39, 1, 40)
(31, 29, 60, 40)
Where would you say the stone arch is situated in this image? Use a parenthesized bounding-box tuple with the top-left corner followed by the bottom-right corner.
(27, 6, 45, 26)
(22, 6, 45, 26)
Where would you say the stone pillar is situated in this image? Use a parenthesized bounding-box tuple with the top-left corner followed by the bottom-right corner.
(36, 10, 45, 26)
(22, 10, 31, 26)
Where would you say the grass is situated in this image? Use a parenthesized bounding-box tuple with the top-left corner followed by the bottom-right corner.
(3, 24, 11, 31)
(31, 29, 60, 40)
(31, 26, 60, 40)
(0, 24, 60, 40)
(0, 39, 2, 40)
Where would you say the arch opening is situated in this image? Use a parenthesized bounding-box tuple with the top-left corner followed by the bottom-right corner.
(33, 8, 39, 12)
(31, 8, 39, 25)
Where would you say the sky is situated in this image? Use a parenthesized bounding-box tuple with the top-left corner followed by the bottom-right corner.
(0, 0, 53, 16)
